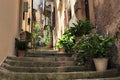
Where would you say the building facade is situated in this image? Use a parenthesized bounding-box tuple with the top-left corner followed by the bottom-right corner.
(52, 0, 120, 66)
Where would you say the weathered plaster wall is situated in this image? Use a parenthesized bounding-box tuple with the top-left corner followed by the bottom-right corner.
(94, 0, 120, 65)
(74, 0, 86, 20)
(0, 0, 19, 64)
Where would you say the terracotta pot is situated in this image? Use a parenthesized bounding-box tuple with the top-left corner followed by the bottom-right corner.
(18, 50, 26, 57)
(59, 48, 65, 53)
(47, 44, 53, 48)
(93, 58, 108, 72)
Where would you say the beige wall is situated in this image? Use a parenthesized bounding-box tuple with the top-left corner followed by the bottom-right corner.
(0, 0, 19, 64)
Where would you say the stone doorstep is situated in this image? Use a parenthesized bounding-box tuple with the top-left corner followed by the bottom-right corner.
(7, 56, 74, 62)
(25, 51, 71, 57)
(0, 69, 118, 80)
(27, 48, 58, 53)
(27, 50, 58, 54)
(2, 64, 88, 73)
(4, 59, 75, 64)
(26, 49, 64, 54)
(28, 47, 57, 52)
(25, 54, 69, 57)
(24, 48, 70, 57)
(3, 60, 75, 67)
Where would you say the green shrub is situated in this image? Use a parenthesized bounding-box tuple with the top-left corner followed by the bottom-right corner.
(57, 30, 75, 52)
(73, 33, 115, 65)
(15, 38, 28, 51)
(71, 19, 92, 36)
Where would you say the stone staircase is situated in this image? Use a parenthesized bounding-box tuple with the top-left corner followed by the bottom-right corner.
(0, 48, 120, 80)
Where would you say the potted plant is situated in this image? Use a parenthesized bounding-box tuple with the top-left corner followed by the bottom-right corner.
(73, 33, 115, 71)
(56, 35, 66, 53)
(15, 38, 28, 57)
(90, 34, 115, 72)
(56, 31, 75, 53)
(44, 25, 52, 48)
(32, 23, 40, 49)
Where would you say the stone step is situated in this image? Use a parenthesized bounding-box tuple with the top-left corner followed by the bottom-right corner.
(3, 59, 75, 67)
(74, 77, 120, 80)
(27, 49, 58, 54)
(7, 56, 74, 62)
(2, 64, 89, 73)
(25, 52, 72, 57)
(0, 69, 118, 80)
(27, 48, 58, 53)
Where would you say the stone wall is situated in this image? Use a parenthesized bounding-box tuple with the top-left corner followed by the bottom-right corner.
(94, 0, 120, 65)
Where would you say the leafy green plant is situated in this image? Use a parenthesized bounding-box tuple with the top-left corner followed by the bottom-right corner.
(25, 31, 32, 42)
(73, 35, 90, 65)
(71, 19, 92, 36)
(44, 25, 52, 46)
(88, 34, 116, 58)
(32, 23, 40, 48)
(15, 38, 28, 51)
(56, 30, 75, 52)
(73, 33, 115, 65)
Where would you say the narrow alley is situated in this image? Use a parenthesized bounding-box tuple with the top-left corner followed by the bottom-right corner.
(0, 0, 120, 80)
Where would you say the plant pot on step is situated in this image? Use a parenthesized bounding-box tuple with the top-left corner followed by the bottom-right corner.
(93, 58, 108, 72)
(15, 38, 28, 57)
(59, 48, 65, 53)
(18, 50, 26, 57)
(47, 43, 53, 48)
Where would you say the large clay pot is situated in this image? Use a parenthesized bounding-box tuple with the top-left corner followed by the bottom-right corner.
(18, 50, 26, 57)
(93, 58, 108, 72)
